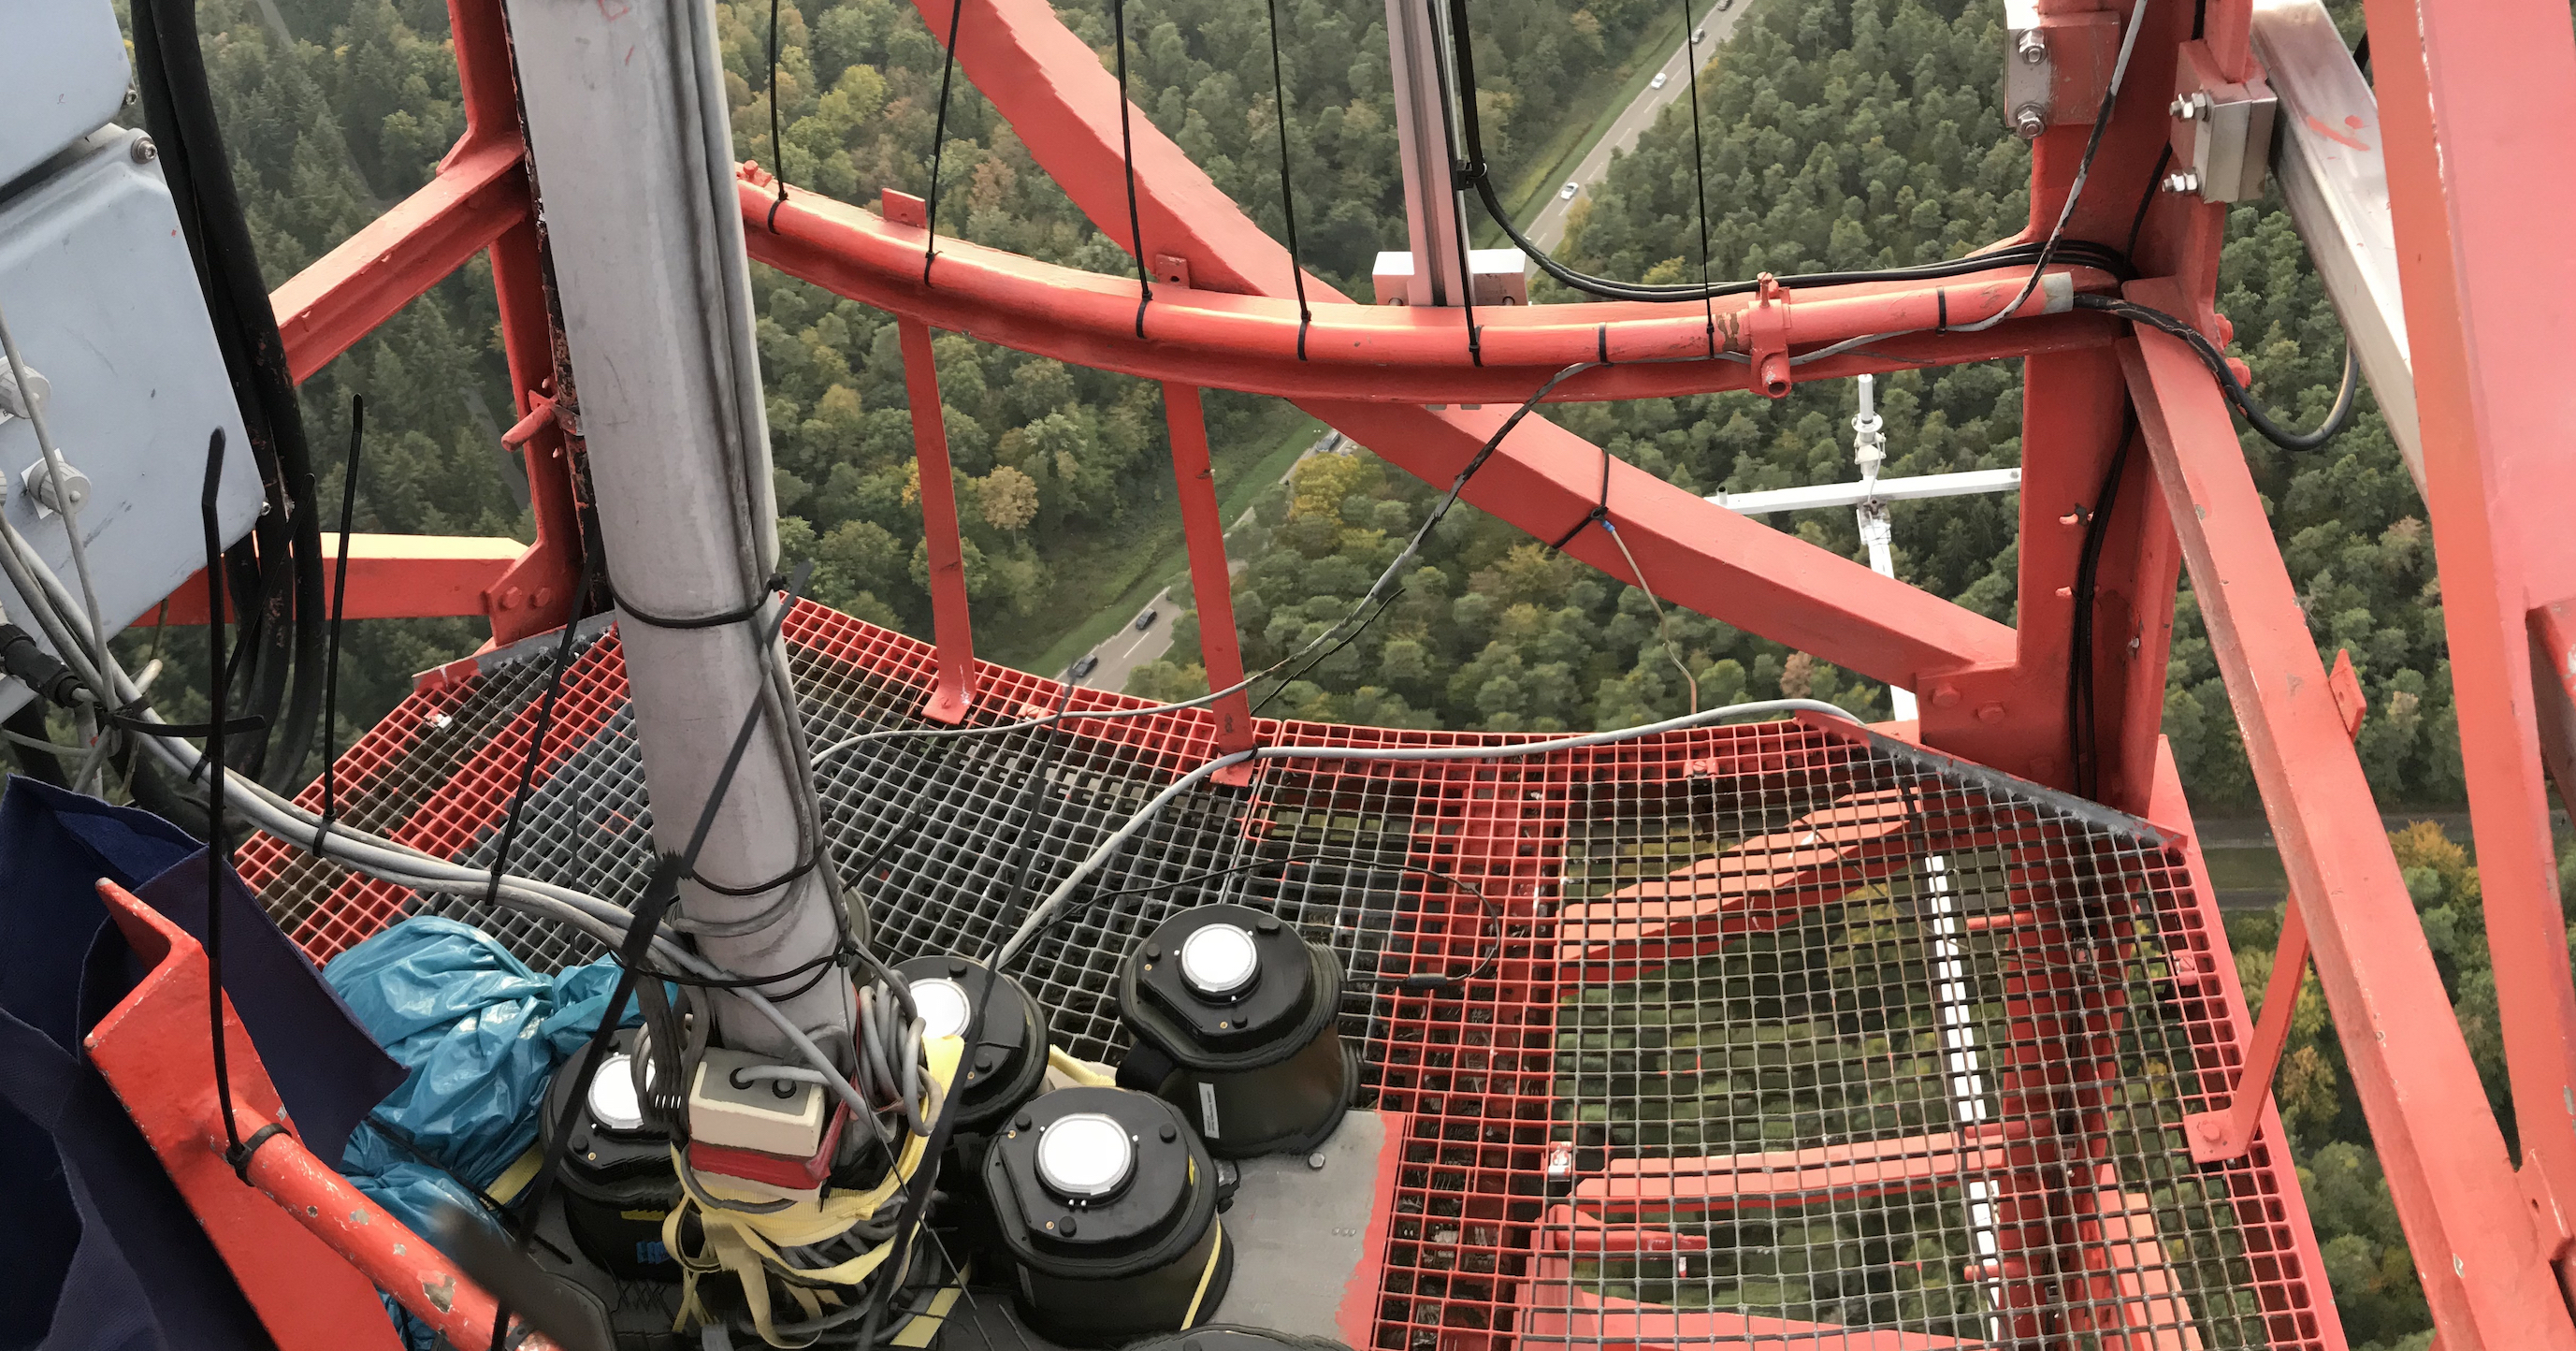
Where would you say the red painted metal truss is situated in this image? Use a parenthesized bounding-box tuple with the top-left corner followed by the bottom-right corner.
(218, 0, 2576, 1344)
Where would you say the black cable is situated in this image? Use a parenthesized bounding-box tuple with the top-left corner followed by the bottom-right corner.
(1438, 0, 2135, 303)
(1252, 586, 1405, 716)
(923, 0, 969, 283)
(134, 0, 327, 789)
(1108, 0, 1154, 337)
(1674, 0, 1718, 356)
(609, 572, 789, 630)
(480, 545, 601, 915)
(1254, 361, 1595, 714)
(2126, 144, 2172, 262)
(2074, 295, 2359, 451)
(1424, 0, 1481, 364)
(362, 1112, 575, 1264)
(850, 972, 982, 1351)
(987, 676, 1081, 943)
(491, 564, 815, 1351)
(197, 429, 244, 1164)
(487, 861, 680, 1351)
(319, 397, 363, 843)
(765, 0, 789, 231)
(2067, 419, 2135, 802)
(1261, 0, 1313, 359)
(1546, 434, 1616, 552)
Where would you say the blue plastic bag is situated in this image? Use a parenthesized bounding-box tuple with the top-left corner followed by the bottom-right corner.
(325, 917, 643, 1237)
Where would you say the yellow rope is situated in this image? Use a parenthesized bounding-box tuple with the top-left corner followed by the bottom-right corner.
(665, 1035, 962, 1348)
(1183, 1217, 1225, 1328)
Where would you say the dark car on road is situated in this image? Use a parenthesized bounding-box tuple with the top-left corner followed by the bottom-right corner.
(1134, 609, 1158, 632)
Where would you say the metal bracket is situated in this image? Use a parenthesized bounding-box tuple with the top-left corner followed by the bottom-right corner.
(2168, 40, 2279, 203)
(2251, 0, 2424, 492)
(0, 359, 46, 423)
(1370, 249, 1530, 307)
(2003, 0, 2123, 139)
(19, 455, 91, 519)
(1746, 274, 1791, 398)
(2185, 647, 2364, 1162)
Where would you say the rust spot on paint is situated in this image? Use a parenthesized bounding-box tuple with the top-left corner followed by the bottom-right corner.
(2306, 113, 2373, 152)
(424, 1274, 456, 1313)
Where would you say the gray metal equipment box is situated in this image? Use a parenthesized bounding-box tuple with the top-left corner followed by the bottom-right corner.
(0, 0, 132, 188)
(0, 123, 262, 717)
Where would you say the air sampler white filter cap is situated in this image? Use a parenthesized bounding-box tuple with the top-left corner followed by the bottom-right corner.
(1179, 922, 1261, 999)
(1035, 1111, 1136, 1199)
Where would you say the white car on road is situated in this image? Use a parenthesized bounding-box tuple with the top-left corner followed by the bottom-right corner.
(1651, 71, 1668, 89)
(1560, 181, 1580, 199)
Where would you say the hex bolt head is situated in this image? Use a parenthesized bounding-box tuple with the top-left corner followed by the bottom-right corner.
(131, 135, 157, 163)
(2012, 105, 2047, 140)
(2164, 171, 2204, 195)
(1307, 1152, 1328, 1170)
(2017, 32, 2047, 65)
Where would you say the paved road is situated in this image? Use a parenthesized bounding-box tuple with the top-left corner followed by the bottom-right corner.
(1521, 1, 1756, 254)
(1065, 430, 1352, 692)
(1073, 588, 1179, 693)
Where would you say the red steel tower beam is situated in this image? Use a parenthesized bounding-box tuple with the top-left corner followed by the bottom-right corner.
(2362, 0, 2576, 1298)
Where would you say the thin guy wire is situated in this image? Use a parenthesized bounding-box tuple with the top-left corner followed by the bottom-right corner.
(1262, 0, 1312, 359)
(318, 396, 363, 843)
(765, 0, 789, 230)
(923, 0, 969, 283)
(1677, 0, 1717, 356)
(1109, 0, 1154, 336)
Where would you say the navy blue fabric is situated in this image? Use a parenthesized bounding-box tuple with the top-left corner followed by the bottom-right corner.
(0, 826, 274, 1350)
(127, 850, 406, 1164)
(0, 779, 401, 1349)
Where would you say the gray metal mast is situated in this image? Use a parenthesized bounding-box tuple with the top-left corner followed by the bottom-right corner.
(506, 0, 853, 1061)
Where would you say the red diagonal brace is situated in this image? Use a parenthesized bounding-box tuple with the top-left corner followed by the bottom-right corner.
(1161, 384, 1254, 784)
(897, 311, 977, 724)
(2184, 648, 2360, 1164)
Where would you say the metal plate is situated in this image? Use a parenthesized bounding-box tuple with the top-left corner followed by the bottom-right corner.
(0, 0, 128, 190)
(0, 126, 261, 716)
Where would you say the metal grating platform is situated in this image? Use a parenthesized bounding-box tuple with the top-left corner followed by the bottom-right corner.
(239, 604, 2340, 1350)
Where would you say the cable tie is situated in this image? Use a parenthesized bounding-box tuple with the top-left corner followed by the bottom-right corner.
(225, 1121, 289, 1184)
(1547, 506, 1608, 553)
(689, 850, 820, 897)
(611, 572, 790, 630)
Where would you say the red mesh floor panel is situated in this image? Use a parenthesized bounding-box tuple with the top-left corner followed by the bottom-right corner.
(239, 603, 2340, 1350)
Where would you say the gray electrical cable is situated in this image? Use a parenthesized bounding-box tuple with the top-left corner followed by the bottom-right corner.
(0, 499, 894, 1120)
(986, 697, 1865, 967)
(0, 302, 114, 751)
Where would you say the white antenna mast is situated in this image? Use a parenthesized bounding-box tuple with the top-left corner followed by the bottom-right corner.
(1851, 374, 1918, 721)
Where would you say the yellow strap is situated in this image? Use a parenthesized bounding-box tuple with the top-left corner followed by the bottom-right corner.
(486, 1142, 544, 1204)
(666, 1035, 965, 1348)
(1047, 1045, 1117, 1088)
(890, 1286, 962, 1347)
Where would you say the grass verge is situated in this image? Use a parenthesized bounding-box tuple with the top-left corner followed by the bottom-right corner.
(1486, 7, 1691, 240)
(997, 404, 1324, 677)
